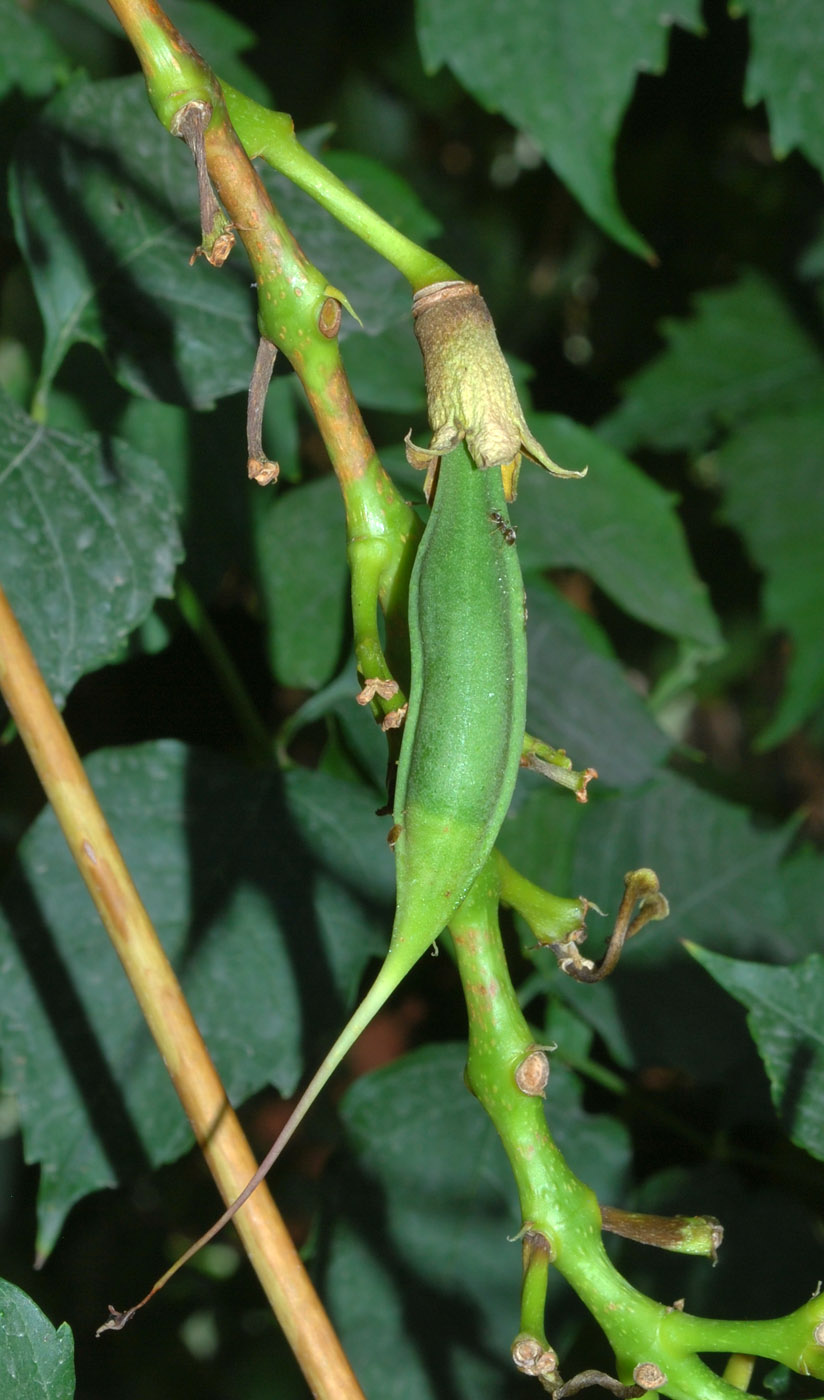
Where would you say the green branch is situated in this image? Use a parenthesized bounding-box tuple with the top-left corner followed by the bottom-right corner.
(449, 856, 824, 1398)
(220, 82, 461, 291)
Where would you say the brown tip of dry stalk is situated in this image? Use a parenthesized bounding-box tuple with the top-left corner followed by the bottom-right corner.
(247, 457, 280, 486)
(96, 1303, 138, 1337)
(632, 1364, 668, 1392)
(512, 1334, 559, 1378)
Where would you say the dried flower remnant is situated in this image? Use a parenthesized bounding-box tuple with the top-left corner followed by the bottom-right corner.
(406, 281, 586, 499)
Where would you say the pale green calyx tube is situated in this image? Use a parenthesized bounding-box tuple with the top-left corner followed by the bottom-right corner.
(405, 280, 586, 497)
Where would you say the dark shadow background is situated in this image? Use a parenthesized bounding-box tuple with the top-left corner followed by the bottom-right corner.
(1, 1, 824, 1397)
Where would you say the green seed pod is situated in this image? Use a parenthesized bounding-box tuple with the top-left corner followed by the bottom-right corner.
(390, 439, 527, 951)
(139, 443, 530, 1289)
(282, 440, 528, 1098)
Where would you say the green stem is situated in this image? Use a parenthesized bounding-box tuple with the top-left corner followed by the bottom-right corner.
(494, 847, 587, 943)
(111, 0, 422, 729)
(448, 858, 824, 1399)
(220, 82, 461, 291)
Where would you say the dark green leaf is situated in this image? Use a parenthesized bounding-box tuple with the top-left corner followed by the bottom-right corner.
(741, 0, 824, 175)
(687, 944, 824, 1162)
(0, 1279, 75, 1400)
(255, 476, 349, 689)
(323, 1043, 629, 1400)
(779, 846, 824, 946)
(415, 0, 702, 257)
(498, 784, 585, 894)
(281, 661, 390, 796)
(0, 742, 393, 1257)
(10, 75, 256, 408)
(599, 272, 824, 454)
(516, 415, 721, 650)
(0, 0, 68, 99)
(341, 318, 425, 413)
(572, 771, 795, 965)
(0, 390, 182, 704)
(555, 773, 805, 1081)
(715, 409, 824, 746)
(525, 579, 671, 788)
(10, 77, 434, 408)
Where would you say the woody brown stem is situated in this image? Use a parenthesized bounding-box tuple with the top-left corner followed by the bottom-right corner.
(0, 581, 365, 1400)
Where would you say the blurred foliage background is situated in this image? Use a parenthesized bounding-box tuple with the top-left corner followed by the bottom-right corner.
(2, 1, 824, 1397)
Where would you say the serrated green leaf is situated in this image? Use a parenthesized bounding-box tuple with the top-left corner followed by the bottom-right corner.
(687, 944, 824, 1162)
(255, 476, 349, 689)
(715, 408, 824, 746)
(0, 741, 393, 1257)
(526, 579, 671, 788)
(323, 1043, 629, 1400)
(0, 390, 182, 704)
(0, 1279, 75, 1400)
(0, 0, 68, 99)
(415, 0, 702, 257)
(741, 0, 824, 175)
(516, 415, 720, 650)
(600, 272, 824, 454)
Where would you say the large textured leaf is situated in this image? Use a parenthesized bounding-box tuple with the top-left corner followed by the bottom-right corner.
(715, 408, 824, 746)
(741, 0, 824, 176)
(10, 76, 435, 409)
(525, 579, 671, 788)
(323, 1043, 630, 1400)
(600, 272, 824, 454)
(0, 741, 394, 1258)
(415, 0, 702, 257)
(10, 75, 256, 408)
(688, 945, 824, 1163)
(0, 1279, 74, 1400)
(0, 390, 182, 704)
(516, 415, 720, 650)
